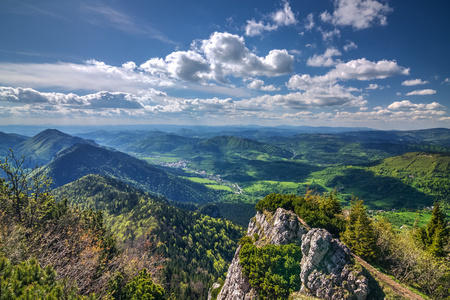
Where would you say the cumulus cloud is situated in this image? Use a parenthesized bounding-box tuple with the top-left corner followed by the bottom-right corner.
(288, 58, 409, 90)
(401, 79, 429, 86)
(271, 1, 297, 26)
(329, 58, 409, 81)
(244, 1, 297, 36)
(0, 86, 144, 110)
(406, 89, 436, 96)
(0, 32, 294, 95)
(246, 79, 279, 91)
(307, 48, 342, 67)
(343, 41, 358, 51)
(445, 78, 450, 83)
(239, 85, 366, 110)
(366, 83, 380, 90)
(321, 0, 393, 30)
(141, 32, 294, 82)
(387, 100, 443, 111)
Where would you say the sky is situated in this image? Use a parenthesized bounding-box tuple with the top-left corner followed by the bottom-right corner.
(0, 0, 449, 130)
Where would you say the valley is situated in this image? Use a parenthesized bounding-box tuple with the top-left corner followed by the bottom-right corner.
(0, 125, 449, 299)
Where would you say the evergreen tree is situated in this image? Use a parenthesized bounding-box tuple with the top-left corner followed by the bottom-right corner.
(424, 202, 449, 257)
(123, 269, 165, 300)
(341, 198, 375, 260)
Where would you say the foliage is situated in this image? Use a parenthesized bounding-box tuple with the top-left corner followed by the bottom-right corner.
(0, 255, 86, 299)
(53, 174, 245, 299)
(341, 198, 376, 260)
(122, 269, 165, 300)
(255, 191, 345, 236)
(372, 220, 450, 299)
(239, 238, 302, 300)
(415, 202, 449, 257)
(0, 151, 146, 298)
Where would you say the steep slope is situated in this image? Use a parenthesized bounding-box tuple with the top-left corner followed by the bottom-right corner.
(0, 131, 28, 157)
(53, 174, 245, 299)
(17, 129, 96, 165)
(369, 152, 450, 203)
(45, 143, 225, 204)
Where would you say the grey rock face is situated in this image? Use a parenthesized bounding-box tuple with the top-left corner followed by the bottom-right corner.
(218, 208, 306, 300)
(247, 208, 307, 246)
(300, 228, 369, 300)
(216, 246, 258, 300)
(218, 209, 370, 300)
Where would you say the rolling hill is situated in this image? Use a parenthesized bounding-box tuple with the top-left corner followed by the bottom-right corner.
(44, 143, 226, 204)
(17, 129, 96, 165)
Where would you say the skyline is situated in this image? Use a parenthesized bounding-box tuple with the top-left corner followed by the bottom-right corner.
(1, 0, 450, 130)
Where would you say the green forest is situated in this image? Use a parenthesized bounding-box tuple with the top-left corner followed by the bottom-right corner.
(0, 127, 449, 299)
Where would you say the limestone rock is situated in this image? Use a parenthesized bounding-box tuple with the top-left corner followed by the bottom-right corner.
(300, 228, 369, 300)
(218, 209, 371, 300)
(216, 246, 258, 300)
(247, 208, 307, 246)
(218, 208, 306, 299)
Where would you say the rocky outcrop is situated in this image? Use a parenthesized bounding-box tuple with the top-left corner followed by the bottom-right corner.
(216, 208, 370, 300)
(217, 208, 307, 300)
(215, 245, 258, 300)
(300, 228, 369, 300)
(247, 208, 307, 246)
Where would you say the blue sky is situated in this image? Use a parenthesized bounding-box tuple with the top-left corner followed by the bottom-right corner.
(0, 0, 449, 130)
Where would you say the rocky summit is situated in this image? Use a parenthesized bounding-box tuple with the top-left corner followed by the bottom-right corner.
(215, 208, 371, 300)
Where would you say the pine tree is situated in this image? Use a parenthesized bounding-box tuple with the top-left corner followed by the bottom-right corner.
(424, 202, 449, 257)
(341, 198, 375, 260)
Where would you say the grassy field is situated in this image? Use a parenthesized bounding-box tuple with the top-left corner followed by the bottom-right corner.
(185, 177, 217, 184)
(373, 210, 432, 228)
(207, 185, 233, 192)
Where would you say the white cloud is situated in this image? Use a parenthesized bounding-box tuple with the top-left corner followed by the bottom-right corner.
(288, 58, 409, 90)
(0, 32, 294, 94)
(0, 61, 164, 93)
(0, 86, 145, 110)
(406, 89, 436, 96)
(366, 83, 379, 90)
(343, 41, 358, 51)
(388, 100, 444, 112)
(321, 28, 341, 41)
(197, 32, 294, 80)
(245, 20, 278, 37)
(165, 50, 211, 82)
(321, 0, 393, 30)
(328, 58, 410, 81)
(307, 48, 342, 67)
(239, 85, 366, 110)
(244, 1, 297, 36)
(444, 78, 450, 83)
(246, 79, 279, 91)
(271, 1, 297, 26)
(401, 79, 429, 86)
(304, 13, 315, 30)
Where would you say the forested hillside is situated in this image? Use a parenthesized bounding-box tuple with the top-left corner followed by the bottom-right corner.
(44, 143, 227, 204)
(17, 129, 97, 165)
(53, 174, 245, 299)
